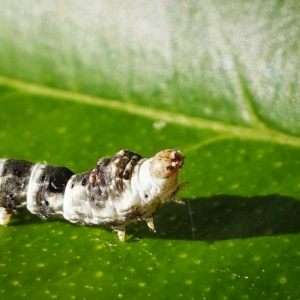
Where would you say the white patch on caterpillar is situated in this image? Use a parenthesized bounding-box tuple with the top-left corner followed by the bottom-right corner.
(26, 163, 43, 215)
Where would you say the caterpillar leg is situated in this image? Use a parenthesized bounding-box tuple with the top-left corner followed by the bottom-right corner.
(113, 226, 126, 242)
(0, 208, 12, 225)
(146, 217, 156, 232)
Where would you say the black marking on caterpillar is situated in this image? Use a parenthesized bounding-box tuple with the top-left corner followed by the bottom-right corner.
(0, 149, 187, 241)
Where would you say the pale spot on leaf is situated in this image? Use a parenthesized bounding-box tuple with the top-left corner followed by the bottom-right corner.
(37, 263, 45, 268)
(96, 271, 103, 277)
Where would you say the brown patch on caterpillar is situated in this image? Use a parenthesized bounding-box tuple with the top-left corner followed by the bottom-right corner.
(87, 150, 143, 202)
(150, 149, 184, 179)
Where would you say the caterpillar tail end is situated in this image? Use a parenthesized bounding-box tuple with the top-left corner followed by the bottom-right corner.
(0, 208, 12, 225)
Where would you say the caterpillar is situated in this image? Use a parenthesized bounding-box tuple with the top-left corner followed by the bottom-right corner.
(0, 149, 186, 241)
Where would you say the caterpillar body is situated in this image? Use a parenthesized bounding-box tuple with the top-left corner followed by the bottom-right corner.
(0, 149, 186, 241)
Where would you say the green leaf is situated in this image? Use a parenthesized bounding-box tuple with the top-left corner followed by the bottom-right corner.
(1, 1, 300, 134)
(1, 1, 300, 300)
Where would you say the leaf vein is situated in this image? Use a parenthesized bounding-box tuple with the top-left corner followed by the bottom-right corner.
(0, 76, 300, 148)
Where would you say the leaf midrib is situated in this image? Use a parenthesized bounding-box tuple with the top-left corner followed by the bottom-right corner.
(1, 75, 299, 149)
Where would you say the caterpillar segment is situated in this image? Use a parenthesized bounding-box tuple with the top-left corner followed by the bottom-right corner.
(0, 149, 186, 241)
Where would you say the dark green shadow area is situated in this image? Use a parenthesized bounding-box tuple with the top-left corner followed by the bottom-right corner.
(130, 195, 300, 242)
(9, 195, 300, 242)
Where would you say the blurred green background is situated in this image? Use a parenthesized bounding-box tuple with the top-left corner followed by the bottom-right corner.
(0, 1, 300, 299)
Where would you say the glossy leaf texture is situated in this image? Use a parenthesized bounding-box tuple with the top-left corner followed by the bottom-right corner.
(1, 1, 300, 300)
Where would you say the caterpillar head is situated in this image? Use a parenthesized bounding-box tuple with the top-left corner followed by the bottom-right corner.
(150, 149, 185, 179)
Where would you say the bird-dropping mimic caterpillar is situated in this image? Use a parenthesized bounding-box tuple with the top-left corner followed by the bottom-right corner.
(0, 149, 186, 241)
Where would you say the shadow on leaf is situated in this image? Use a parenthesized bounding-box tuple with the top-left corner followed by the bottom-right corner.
(130, 194, 300, 241)
(10, 194, 300, 242)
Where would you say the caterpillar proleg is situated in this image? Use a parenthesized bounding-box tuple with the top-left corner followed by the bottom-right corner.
(0, 149, 186, 241)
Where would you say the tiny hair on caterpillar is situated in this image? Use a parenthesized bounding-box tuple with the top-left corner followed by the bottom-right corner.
(0, 149, 187, 241)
